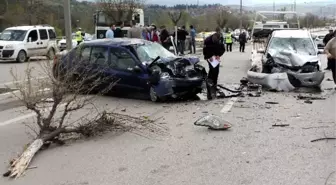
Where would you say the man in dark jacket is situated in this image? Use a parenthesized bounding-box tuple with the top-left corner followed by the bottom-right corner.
(238, 32, 247, 52)
(203, 27, 225, 99)
(323, 29, 334, 70)
(114, 21, 124, 38)
(177, 26, 188, 55)
(160, 25, 170, 50)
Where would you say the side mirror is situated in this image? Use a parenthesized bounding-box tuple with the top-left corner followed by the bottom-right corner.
(28, 37, 32, 42)
(257, 49, 265, 54)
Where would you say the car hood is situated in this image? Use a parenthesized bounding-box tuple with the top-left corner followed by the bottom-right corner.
(0, 40, 22, 46)
(268, 50, 320, 67)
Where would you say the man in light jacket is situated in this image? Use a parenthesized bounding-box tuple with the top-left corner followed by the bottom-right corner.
(127, 20, 142, 39)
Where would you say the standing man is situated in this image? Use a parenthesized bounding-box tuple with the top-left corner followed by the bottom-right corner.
(114, 22, 124, 38)
(150, 24, 160, 43)
(225, 31, 234, 52)
(75, 27, 84, 45)
(189, 25, 196, 54)
(238, 31, 247, 52)
(177, 26, 189, 55)
(159, 25, 170, 50)
(203, 27, 225, 99)
(127, 20, 142, 38)
(324, 31, 336, 89)
(323, 29, 335, 70)
(105, 24, 114, 39)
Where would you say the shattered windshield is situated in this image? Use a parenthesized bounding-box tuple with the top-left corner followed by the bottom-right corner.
(136, 42, 176, 63)
(268, 37, 316, 55)
(0, 30, 27, 41)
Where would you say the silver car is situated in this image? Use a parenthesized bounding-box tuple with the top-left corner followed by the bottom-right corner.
(247, 30, 324, 91)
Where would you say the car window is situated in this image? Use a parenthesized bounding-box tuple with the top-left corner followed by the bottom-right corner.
(79, 46, 91, 61)
(39, 29, 48, 40)
(110, 47, 137, 70)
(27, 30, 38, 42)
(48, 29, 56, 39)
(91, 46, 108, 65)
(268, 37, 316, 55)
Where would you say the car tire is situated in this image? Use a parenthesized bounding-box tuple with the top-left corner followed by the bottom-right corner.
(47, 48, 55, 60)
(16, 50, 27, 63)
(149, 86, 160, 102)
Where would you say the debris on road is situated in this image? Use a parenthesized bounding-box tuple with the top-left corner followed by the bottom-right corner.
(311, 137, 336, 142)
(272, 124, 290, 127)
(265, 101, 279, 104)
(304, 100, 313, 104)
(194, 114, 232, 130)
(297, 95, 326, 100)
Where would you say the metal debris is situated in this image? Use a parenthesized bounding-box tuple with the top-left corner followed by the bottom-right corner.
(194, 114, 232, 130)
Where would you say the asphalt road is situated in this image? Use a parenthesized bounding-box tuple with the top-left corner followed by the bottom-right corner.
(0, 39, 335, 184)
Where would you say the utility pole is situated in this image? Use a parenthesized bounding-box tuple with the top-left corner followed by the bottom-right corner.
(64, 0, 72, 50)
(239, 0, 242, 33)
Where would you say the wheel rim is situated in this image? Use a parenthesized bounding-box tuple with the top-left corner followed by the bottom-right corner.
(150, 87, 158, 102)
(19, 52, 26, 62)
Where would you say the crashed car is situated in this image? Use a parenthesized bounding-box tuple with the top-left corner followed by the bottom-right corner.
(53, 38, 206, 102)
(248, 29, 324, 91)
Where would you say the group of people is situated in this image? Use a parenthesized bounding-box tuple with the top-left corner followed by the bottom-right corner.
(323, 29, 336, 88)
(105, 22, 198, 55)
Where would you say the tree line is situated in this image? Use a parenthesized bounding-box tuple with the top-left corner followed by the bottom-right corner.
(0, 0, 332, 35)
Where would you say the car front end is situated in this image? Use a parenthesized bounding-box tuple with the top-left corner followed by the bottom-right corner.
(149, 57, 206, 100)
(0, 43, 21, 61)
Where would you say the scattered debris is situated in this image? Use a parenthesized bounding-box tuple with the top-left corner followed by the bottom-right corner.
(326, 78, 333, 81)
(304, 100, 313, 104)
(297, 95, 326, 100)
(248, 93, 261, 97)
(311, 137, 336, 142)
(272, 124, 290, 127)
(265, 101, 279, 104)
(121, 108, 126, 112)
(194, 114, 232, 130)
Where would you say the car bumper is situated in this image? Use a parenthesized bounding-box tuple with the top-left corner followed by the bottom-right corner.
(0, 49, 17, 60)
(154, 77, 204, 97)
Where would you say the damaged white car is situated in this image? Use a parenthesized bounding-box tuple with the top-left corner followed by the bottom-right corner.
(248, 29, 324, 91)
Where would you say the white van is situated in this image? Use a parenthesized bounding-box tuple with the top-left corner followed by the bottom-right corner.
(0, 25, 58, 62)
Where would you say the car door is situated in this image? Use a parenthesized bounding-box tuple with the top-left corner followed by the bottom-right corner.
(104, 46, 148, 93)
(25, 29, 39, 56)
(37, 29, 48, 55)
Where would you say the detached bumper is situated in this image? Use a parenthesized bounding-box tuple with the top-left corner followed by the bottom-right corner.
(154, 77, 203, 97)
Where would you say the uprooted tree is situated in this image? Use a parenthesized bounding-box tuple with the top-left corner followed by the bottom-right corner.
(3, 47, 167, 178)
(97, 0, 144, 24)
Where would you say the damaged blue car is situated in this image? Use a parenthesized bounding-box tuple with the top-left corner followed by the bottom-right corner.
(53, 38, 206, 102)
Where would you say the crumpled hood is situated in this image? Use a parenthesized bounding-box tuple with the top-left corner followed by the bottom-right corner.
(159, 56, 200, 65)
(269, 50, 320, 67)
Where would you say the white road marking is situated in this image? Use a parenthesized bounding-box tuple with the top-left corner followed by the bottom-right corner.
(0, 76, 48, 87)
(220, 97, 238, 114)
(0, 102, 67, 127)
(0, 88, 51, 101)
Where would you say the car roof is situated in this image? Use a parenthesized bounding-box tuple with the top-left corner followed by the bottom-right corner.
(5, 25, 54, 31)
(82, 38, 152, 46)
(272, 30, 311, 38)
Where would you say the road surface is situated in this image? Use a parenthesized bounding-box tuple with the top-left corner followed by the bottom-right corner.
(0, 38, 335, 185)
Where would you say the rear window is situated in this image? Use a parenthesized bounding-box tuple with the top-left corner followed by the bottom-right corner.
(48, 29, 56, 39)
(39, 29, 48, 40)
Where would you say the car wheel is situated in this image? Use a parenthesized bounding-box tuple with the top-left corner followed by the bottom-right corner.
(149, 87, 160, 102)
(47, 48, 55, 60)
(16, 50, 27, 63)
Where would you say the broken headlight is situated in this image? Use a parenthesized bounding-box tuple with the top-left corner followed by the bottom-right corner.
(160, 72, 170, 79)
